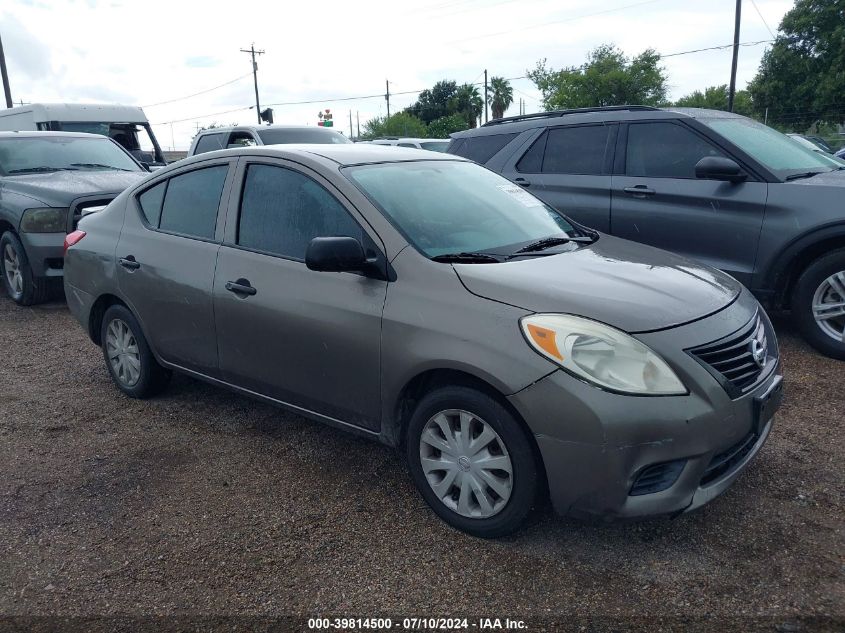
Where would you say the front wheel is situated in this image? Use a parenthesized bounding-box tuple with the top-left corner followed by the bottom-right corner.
(0, 231, 50, 306)
(406, 386, 542, 538)
(792, 249, 845, 360)
(100, 304, 172, 398)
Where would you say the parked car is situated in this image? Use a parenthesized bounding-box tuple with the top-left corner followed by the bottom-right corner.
(0, 131, 147, 305)
(448, 106, 845, 359)
(0, 103, 168, 169)
(367, 137, 451, 152)
(787, 133, 837, 156)
(835, 147, 845, 160)
(188, 124, 351, 156)
(64, 144, 782, 537)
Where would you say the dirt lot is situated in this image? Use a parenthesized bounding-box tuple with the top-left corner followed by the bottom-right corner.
(0, 291, 842, 631)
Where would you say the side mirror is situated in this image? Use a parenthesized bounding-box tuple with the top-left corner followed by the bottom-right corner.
(306, 236, 367, 273)
(695, 156, 747, 183)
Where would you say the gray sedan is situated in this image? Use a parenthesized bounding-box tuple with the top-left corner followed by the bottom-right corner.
(64, 145, 783, 537)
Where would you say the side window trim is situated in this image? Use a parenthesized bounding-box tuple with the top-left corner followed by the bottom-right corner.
(223, 158, 387, 267)
(132, 159, 235, 244)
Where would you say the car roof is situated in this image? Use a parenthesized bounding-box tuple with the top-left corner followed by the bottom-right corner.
(197, 124, 342, 135)
(179, 143, 466, 167)
(370, 137, 449, 143)
(0, 103, 148, 123)
(451, 106, 747, 138)
(0, 130, 109, 139)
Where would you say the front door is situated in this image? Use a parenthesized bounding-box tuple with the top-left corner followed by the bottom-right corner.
(213, 160, 387, 430)
(116, 160, 235, 375)
(610, 121, 768, 286)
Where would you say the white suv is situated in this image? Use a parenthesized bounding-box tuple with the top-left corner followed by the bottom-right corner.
(367, 137, 450, 152)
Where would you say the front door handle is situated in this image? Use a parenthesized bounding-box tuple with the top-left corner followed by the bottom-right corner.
(225, 279, 257, 296)
(623, 185, 656, 197)
(118, 256, 140, 270)
(513, 177, 531, 188)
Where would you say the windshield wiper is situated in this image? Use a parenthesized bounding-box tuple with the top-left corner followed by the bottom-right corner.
(511, 235, 595, 256)
(70, 163, 131, 171)
(431, 252, 502, 264)
(784, 171, 824, 181)
(6, 166, 74, 174)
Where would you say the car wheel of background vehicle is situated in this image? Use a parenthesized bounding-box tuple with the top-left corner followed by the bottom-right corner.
(406, 385, 541, 538)
(792, 249, 845, 360)
(100, 304, 171, 398)
(0, 231, 50, 306)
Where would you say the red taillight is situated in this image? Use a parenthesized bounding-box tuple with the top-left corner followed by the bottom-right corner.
(63, 230, 86, 255)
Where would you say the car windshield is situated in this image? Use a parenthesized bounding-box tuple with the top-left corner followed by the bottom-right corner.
(0, 136, 142, 175)
(419, 141, 450, 152)
(257, 128, 352, 145)
(701, 117, 843, 179)
(345, 160, 583, 258)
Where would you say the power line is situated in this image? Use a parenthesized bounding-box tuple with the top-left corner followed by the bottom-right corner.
(661, 39, 773, 57)
(749, 0, 776, 39)
(141, 74, 252, 108)
(152, 105, 253, 125)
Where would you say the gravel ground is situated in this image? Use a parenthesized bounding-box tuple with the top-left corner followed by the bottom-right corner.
(0, 291, 842, 632)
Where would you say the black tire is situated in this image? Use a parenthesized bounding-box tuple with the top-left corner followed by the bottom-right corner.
(406, 385, 542, 538)
(0, 231, 51, 306)
(791, 249, 845, 360)
(100, 304, 171, 398)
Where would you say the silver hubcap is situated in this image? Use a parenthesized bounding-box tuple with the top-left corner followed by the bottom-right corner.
(3, 243, 23, 296)
(105, 318, 141, 386)
(419, 409, 513, 519)
(812, 271, 845, 343)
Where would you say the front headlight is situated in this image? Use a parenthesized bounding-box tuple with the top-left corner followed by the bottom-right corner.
(20, 207, 68, 233)
(521, 314, 687, 395)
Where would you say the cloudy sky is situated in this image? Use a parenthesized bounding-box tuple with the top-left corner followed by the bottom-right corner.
(1, 0, 792, 150)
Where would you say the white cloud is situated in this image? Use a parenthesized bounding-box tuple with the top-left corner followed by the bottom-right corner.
(0, 0, 793, 149)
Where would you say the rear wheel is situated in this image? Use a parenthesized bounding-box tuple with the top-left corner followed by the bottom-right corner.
(406, 385, 541, 538)
(100, 304, 171, 398)
(792, 249, 845, 360)
(0, 232, 50, 306)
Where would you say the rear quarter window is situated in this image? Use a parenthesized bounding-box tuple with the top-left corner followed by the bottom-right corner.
(450, 133, 518, 164)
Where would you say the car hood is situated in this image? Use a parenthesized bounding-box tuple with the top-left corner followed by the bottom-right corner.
(0, 170, 146, 207)
(454, 235, 742, 333)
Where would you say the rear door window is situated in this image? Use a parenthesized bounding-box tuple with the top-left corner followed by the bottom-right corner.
(158, 165, 229, 239)
(237, 164, 363, 260)
(193, 133, 226, 155)
(451, 133, 518, 164)
(626, 122, 725, 179)
(542, 125, 610, 175)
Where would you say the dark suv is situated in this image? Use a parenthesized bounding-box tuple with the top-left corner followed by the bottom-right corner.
(448, 106, 845, 359)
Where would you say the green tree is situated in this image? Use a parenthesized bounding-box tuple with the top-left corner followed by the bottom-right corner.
(674, 84, 754, 117)
(361, 112, 428, 140)
(192, 122, 238, 139)
(427, 113, 468, 138)
(748, 0, 845, 129)
(406, 80, 459, 125)
(487, 76, 514, 120)
(450, 83, 484, 128)
(528, 44, 668, 110)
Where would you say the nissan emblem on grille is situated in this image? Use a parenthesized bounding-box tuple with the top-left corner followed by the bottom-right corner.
(750, 338, 767, 368)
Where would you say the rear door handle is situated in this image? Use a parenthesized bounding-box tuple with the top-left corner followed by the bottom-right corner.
(623, 185, 656, 197)
(118, 256, 140, 270)
(225, 279, 257, 296)
(513, 177, 531, 188)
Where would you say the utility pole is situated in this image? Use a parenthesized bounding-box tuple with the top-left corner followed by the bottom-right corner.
(241, 44, 265, 124)
(356, 111, 360, 138)
(385, 80, 390, 119)
(727, 0, 742, 112)
(0, 33, 13, 109)
(349, 111, 353, 139)
(483, 69, 488, 124)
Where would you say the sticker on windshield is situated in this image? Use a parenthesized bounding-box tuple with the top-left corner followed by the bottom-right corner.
(497, 183, 543, 207)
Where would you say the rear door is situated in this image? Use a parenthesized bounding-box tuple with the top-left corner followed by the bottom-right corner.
(212, 158, 387, 430)
(116, 159, 236, 376)
(500, 124, 615, 232)
(610, 120, 768, 285)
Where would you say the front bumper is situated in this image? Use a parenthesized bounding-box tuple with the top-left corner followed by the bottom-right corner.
(18, 232, 65, 278)
(508, 291, 782, 520)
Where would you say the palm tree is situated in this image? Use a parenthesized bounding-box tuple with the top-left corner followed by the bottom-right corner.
(487, 76, 514, 120)
(450, 84, 484, 128)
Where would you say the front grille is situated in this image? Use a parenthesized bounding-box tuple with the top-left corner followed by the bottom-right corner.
(629, 459, 686, 496)
(700, 431, 758, 486)
(69, 198, 114, 230)
(688, 312, 770, 396)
